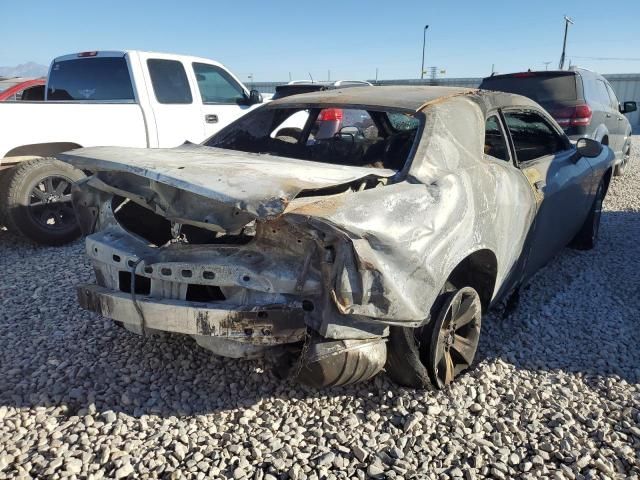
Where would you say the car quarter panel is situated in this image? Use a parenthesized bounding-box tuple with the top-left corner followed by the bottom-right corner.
(404, 96, 536, 310)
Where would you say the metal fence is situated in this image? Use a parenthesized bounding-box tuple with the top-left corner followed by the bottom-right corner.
(252, 74, 640, 127)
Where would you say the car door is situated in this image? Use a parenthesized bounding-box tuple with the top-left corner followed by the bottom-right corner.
(604, 81, 625, 156)
(595, 79, 620, 154)
(190, 62, 254, 140)
(142, 56, 204, 148)
(502, 108, 594, 278)
(482, 113, 538, 300)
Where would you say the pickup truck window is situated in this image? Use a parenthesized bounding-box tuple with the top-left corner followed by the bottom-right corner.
(47, 57, 135, 101)
(193, 63, 245, 104)
(147, 59, 193, 104)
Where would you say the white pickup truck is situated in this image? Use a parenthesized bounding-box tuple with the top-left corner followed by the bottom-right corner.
(0, 50, 265, 245)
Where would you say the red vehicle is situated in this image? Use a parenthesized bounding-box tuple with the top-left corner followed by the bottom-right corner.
(0, 78, 45, 101)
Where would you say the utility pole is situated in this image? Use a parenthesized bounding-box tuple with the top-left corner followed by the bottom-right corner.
(543, 61, 551, 70)
(375, 68, 379, 83)
(288, 72, 292, 82)
(558, 16, 574, 70)
(420, 25, 429, 80)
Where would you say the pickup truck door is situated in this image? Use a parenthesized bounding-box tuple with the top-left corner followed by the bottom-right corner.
(189, 62, 255, 140)
(140, 55, 204, 147)
(502, 109, 595, 279)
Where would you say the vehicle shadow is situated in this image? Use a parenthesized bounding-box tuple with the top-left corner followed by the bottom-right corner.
(477, 208, 640, 388)
(0, 210, 637, 420)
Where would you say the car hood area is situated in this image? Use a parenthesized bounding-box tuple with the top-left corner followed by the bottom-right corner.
(57, 144, 396, 231)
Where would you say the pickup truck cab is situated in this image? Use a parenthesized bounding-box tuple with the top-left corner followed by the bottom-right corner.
(0, 50, 264, 245)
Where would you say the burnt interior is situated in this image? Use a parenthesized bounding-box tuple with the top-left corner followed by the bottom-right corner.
(206, 107, 420, 171)
(112, 196, 254, 246)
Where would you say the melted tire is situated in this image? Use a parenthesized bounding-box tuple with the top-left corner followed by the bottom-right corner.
(295, 338, 387, 388)
(385, 282, 456, 389)
(2, 158, 85, 246)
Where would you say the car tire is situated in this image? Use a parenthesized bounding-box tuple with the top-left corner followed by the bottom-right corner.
(385, 282, 482, 389)
(614, 145, 631, 176)
(0, 171, 11, 227)
(570, 178, 605, 250)
(0, 158, 85, 246)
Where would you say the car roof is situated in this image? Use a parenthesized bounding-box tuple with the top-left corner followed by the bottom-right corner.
(267, 85, 542, 113)
(268, 85, 477, 111)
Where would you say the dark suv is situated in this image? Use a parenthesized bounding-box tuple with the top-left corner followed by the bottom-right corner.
(480, 69, 637, 175)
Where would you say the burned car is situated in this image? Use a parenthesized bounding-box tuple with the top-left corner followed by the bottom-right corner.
(58, 86, 614, 389)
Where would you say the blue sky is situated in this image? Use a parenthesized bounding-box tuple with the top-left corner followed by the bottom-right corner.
(2, 0, 639, 81)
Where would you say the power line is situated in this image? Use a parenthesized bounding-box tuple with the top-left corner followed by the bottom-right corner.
(571, 56, 640, 61)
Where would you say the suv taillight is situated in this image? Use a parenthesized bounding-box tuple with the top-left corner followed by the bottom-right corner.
(571, 105, 592, 126)
(553, 104, 592, 128)
(317, 108, 343, 121)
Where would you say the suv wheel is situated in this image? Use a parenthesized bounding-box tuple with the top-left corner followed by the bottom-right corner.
(614, 145, 631, 176)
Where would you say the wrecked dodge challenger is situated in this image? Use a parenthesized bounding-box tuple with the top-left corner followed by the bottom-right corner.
(58, 86, 614, 389)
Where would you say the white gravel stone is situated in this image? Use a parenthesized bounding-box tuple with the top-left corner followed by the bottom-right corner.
(0, 137, 639, 479)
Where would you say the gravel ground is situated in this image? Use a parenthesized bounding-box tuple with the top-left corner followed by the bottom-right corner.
(1, 138, 639, 480)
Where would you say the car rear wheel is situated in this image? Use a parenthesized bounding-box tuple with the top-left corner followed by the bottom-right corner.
(386, 283, 482, 389)
(0, 158, 85, 245)
(570, 178, 605, 250)
(614, 145, 631, 176)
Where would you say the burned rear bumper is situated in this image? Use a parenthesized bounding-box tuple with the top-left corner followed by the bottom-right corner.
(77, 284, 307, 345)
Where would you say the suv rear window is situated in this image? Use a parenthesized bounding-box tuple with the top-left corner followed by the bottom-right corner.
(480, 73, 577, 104)
(47, 57, 135, 101)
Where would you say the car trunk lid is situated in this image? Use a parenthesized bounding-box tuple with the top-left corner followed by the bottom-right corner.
(57, 143, 395, 231)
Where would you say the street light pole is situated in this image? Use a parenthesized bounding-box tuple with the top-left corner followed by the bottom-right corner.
(558, 16, 574, 70)
(421, 25, 429, 80)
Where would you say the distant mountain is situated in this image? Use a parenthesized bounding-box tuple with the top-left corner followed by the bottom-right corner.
(0, 62, 48, 78)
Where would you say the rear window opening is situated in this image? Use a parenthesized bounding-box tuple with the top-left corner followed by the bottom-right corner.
(205, 107, 421, 171)
(112, 196, 254, 246)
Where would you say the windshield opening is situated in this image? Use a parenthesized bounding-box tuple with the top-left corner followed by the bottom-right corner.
(204, 106, 421, 170)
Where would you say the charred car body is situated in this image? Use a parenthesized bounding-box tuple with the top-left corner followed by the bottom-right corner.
(58, 86, 614, 389)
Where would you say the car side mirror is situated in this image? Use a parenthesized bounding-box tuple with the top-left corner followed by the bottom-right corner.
(621, 101, 637, 114)
(248, 89, 263, 105)
(574, 138, 603, 160)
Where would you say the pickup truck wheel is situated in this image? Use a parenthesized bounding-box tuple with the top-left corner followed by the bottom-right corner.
(614, 145, 631, 176)
(0, 171, 10, 227)
(385, 284, 482, 389)
(1, 158, 85, 245)
(570, 178, 605, 250)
